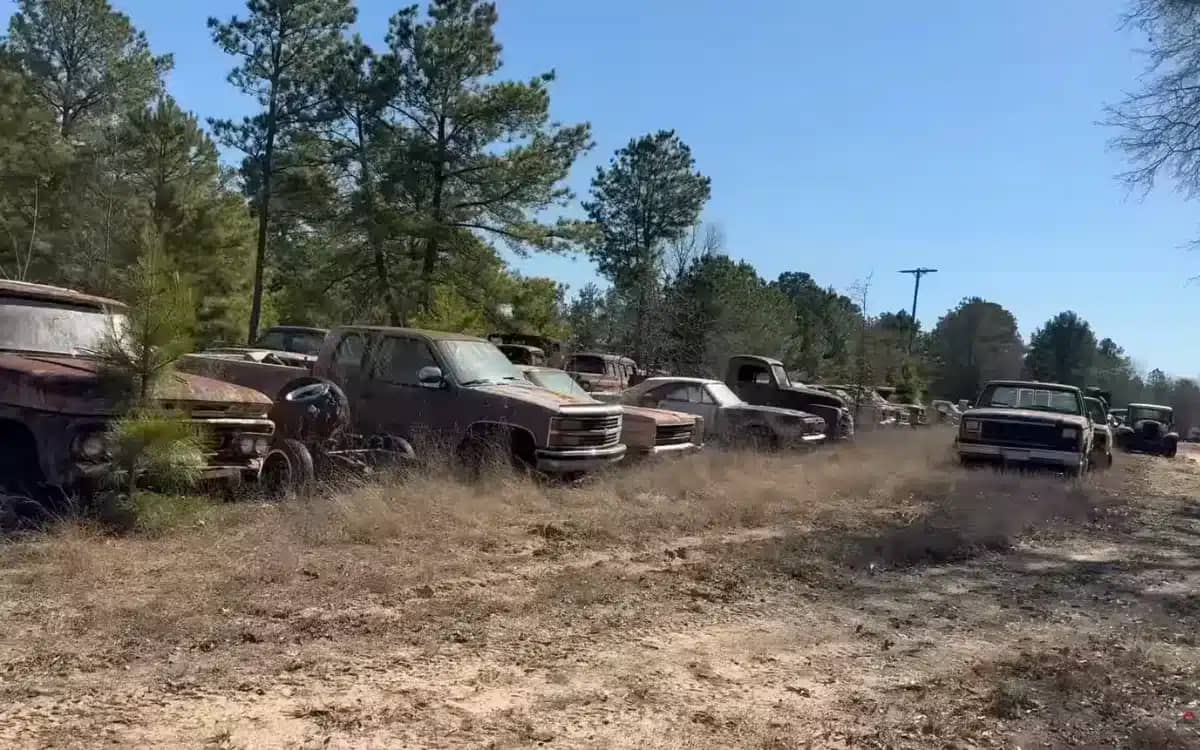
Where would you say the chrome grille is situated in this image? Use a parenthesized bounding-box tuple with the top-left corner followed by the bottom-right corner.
(549, 414, 622, 449)
(655, 424, 694, 447)
(979, 420, 1076, 450)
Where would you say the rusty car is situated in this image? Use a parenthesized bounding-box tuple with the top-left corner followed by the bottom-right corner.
(0, 280, 274, 520)
(181, 327, 627, 479)
(1115, 403, 1178, 457)
(620, 376, 826, 449)
(518, 365, 702, 457)
(724, 356, 852, 441)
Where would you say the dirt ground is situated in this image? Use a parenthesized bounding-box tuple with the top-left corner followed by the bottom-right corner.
(1, 433, 1198, 749)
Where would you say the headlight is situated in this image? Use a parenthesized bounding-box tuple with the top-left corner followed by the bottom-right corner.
(963, 419, 981, 433)
(75, 433, 107, 460)
(237, 436, 256, 456)
(1062, 428, 1078, 440)
(254, 437, 270, 455)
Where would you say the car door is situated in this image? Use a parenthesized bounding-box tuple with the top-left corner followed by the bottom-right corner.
(323, 331, 370, 432)
(357, 334, 448, 445)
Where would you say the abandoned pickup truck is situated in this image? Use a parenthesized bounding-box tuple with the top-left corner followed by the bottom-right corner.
(1115, 403, 1178, 457)
(724, 355, 853, 441)
(0, 280, 274, 513)
(956, 380, 1092, 476)
(518, 365, 702, 457)
(180, 327, 627, 476)
(621, 376, 826, 449)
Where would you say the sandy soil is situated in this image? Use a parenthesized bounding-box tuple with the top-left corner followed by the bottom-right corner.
(0, 435, 1197, 749)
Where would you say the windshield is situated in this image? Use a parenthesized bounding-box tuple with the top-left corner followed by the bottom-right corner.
(978, 384, 1081, 416)
(0, 297, 125, 355)
(1084, 399, 1106, 422)
(706, 382, 743, 407)
(438, 340, 522, 385)
(1128, 406, 1172, 424)
(567, 355, 606, 374)
(526, 369, 595, 401)
(255, 329, 325, 355)
(771, 364, 791, 387)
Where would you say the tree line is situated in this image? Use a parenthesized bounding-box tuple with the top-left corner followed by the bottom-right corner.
(0, 0, 1196, 425)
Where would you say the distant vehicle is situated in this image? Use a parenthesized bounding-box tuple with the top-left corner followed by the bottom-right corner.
(518, 366, 701, 457)
(723, 356, 852, 441)
(1115, 403, 1178, 457)
(621, 376, 826, 449)
(955, 379, 1093, 476)
(930, 399, 963, 425)
(497, 343, 546, 367)
(205, 325, 328, 368)
(1084, 396, 1114, 469)
(1188, 427, 1200, 442)
(565, 352, 640, 394)
(488, 333, 563, 368)
(1109, 408, 1128, 427)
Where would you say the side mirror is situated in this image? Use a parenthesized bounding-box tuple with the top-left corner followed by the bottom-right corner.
(418, 365, 445, 389)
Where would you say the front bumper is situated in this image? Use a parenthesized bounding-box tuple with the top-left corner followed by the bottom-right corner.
(535, 443, 627, 473)
(957, 442, 1080, 468)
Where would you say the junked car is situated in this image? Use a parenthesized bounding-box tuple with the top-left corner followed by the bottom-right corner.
(182, 327, 627, 478)
(205, 325, 328, 369)
(724, 356, 852, 441)
(0, 280, 275, 519)
(1084, 396, 1114, 469)
(956, 380, 1092, 476)
(518, 366, 702, 457)
(565, 352, 637, 394)
(621, 377, 826, 449)
(1115, 403, 1178, 457)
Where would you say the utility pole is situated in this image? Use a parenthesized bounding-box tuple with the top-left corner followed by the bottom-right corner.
(899, 267, 937, 353)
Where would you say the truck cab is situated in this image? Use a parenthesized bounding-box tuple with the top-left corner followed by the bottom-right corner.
(724, 355, 852, 440)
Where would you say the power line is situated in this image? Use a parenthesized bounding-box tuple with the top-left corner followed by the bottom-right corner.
(899, 268, 937, 353)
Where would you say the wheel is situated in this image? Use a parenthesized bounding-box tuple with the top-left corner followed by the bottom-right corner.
(273, 378, 351, 442)
(1164, 440, 1178, 458)
(260, 438, 315, 499)
(0, 493, 49, 530)
(456, 428, 532, 478)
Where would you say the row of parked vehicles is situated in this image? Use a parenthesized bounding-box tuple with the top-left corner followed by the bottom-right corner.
(953, 379, 1181, 476)
(0, 281, 872, 516)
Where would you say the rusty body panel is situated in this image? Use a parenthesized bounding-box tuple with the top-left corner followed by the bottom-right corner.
(178, 352, 309, 402)
(0, 282, 274, 495)
(518, 366, 701, 455)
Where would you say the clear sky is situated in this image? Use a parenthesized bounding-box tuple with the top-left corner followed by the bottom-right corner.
(6, 0, 1197, 375)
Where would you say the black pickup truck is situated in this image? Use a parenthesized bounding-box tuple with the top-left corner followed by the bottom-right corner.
(723, 355, 853, 441)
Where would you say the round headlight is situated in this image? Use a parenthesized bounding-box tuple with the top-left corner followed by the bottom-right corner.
(254, 437, 270, 455)
(80, 434, 106, 460)
(237, 436, 255, 455)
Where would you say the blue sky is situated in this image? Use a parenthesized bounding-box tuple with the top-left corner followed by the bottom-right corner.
(6, 0, 1197, 374)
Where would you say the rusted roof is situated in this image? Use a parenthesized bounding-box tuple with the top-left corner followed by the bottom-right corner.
(330, 325, 485, 343)
(0, 280, 124, 309)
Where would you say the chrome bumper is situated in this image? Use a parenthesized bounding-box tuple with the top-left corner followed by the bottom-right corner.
(957, 443, 1079, 468)
(535, 444, 627, 473)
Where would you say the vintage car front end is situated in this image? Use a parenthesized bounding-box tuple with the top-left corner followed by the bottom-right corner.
(956, 411, 1089, 473)
(538, 405, 627, 473)
(619, 406, 703, 457)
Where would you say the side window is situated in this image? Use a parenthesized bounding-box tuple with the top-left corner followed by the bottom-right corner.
(700, 387, 716, 405)
(373, 336, 439, 386)
(662, 385, 701, 404)
(331, 334, 366, 382)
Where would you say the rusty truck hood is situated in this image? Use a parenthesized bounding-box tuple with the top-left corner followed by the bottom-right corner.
(621, 405, 695, 426)
(474, 381, 608, 411)
(965, 407, 1088, 428)
(0, 353, 271, 417)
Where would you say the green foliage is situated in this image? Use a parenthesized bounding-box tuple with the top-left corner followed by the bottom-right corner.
(1025, 311, 1097, 387)
(772, 272, 861, 381)
(105, 412, 205, 494)
(927, 298, 1024, 400)
(5, 0, 172, 136)
(0, 61, 68, 281)
(209, 0, 358, 341)
(584, 130, 711, 363)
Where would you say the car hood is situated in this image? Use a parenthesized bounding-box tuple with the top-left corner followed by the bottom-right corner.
(965, 407, 1088, 428)
(621, 405, 694, 426)
(0, 353, 271, 417)
(726, 402, 817, 421)
(781, 384, 844, 408)
(474, 381, 619, 413)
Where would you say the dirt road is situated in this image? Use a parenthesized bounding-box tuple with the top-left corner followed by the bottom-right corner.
(1, 435, 1197, 748)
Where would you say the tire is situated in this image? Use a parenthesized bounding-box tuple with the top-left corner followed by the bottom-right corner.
(260, 438, 315, 499)
(273, 378, 350, 442)
(1165, 440, 1178, 458)
(457, 428, 532, 478)
(0, 493, 49, 530)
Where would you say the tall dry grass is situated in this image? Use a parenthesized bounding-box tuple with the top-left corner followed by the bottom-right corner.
(0, 429, 1105, 670)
